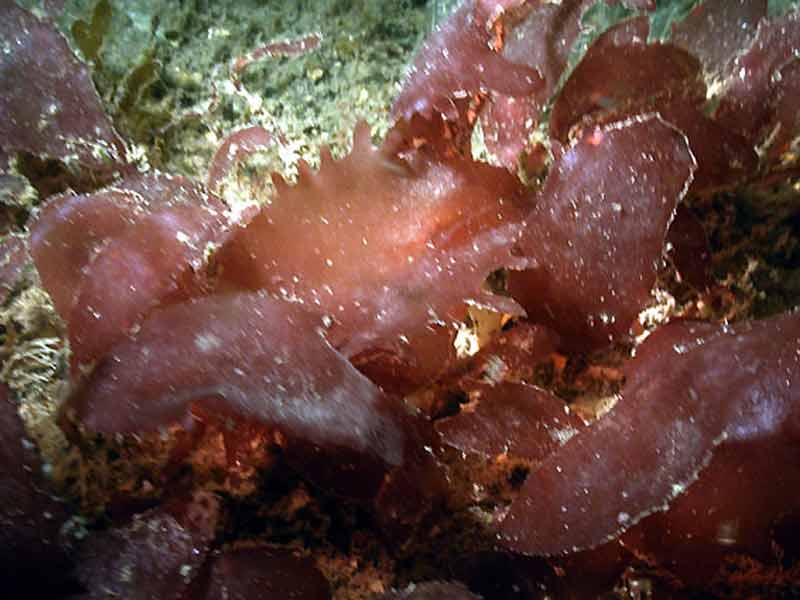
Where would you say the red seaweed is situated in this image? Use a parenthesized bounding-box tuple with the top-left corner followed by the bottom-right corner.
(548, 18, 760, 192)
(501, 0, 596, 104)
(217, 122, 528, 358)
(0, 2, 128, 173)
(763, 59, 800, 165)
(0, 383, 69, 586)
(376, 582, 479, 600)
(198, 547, 331, 600)
(30, 174, 208, 314)
(715, 8, 800, 147)
(549, 37, 703, 143)
(479, 93, 540, 172)
(349, 323, 458, 396)
(622, 434, 800, 585)
(67, 180, 228, 370)
(478, 0, 601, 167)
(208, 126, 276, 192)
(76, 491, 220, 599)
(508, 115, 696, 350)
(68, 291, 405, 468)
(231, 33, 322, 84)
(436, 382, 586, 461)
(31, 173, 230, 371)
(670, 0, 767, 78)
(30, 182, 151, 318)
(665, 204, 713, 291)
(500, 311, 800, 557)
(657, 100, 758, 193)
(455, 546, 632, 600)
(4, 0, 800, 594)
(393, 0, 543, 123)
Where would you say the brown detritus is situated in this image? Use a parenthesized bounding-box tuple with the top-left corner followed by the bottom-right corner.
(0, 235, 33, 304)
(0, 165, 38, 234)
